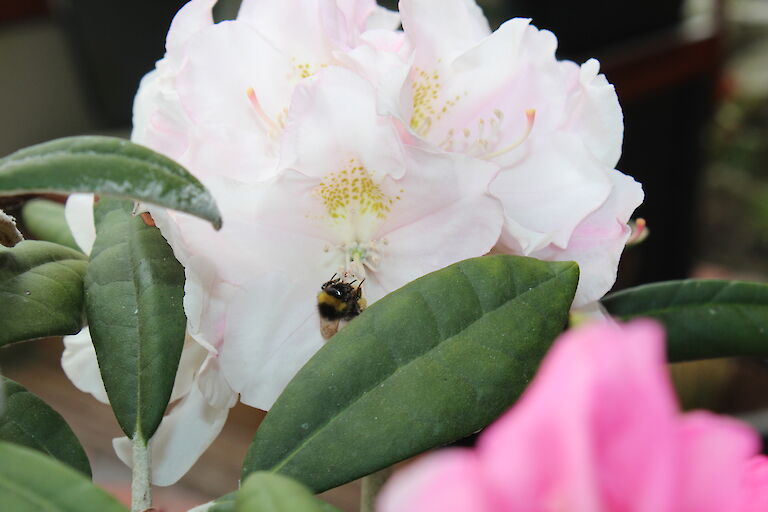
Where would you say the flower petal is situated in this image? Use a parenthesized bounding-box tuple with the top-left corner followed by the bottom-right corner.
(378, 450, 494, 512)
(529, 169, 643, 306)
(740, 456, 768, 512)
(478, 321, 679, 510)
(62, 327, 211, 407)
(367, 6, 402, 31)
(400, 0, 490, 63)
(491, 132, 613, 253)
(64, 193, 95, 255)
(675, 412, 761, 512)
(237, 0, 341, 63)
(61, 327, 109, 404)
(171, 336, 209, 403)
(220, 272, 324, 410)
(561, 58, 624, 169)
(373, 150, 502, 295)
(197, 354, 239, 409)
(281, 67, 406, 180)
(165, 0, 216, 54)
(175, 20, 294, 139)
(112, 383, 230, 486)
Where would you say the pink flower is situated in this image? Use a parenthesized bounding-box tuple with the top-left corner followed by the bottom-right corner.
(379, 321, 768, 512)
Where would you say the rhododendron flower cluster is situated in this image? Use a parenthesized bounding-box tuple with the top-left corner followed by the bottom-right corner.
(379, 321, 768, 512)
(63, 0, 642, 484)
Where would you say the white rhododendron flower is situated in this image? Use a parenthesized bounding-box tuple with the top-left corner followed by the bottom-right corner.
(62, 0, 643, 485)
(394, 0, 643, 306)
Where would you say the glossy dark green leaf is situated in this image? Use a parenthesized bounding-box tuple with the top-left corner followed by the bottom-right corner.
(235, 473, 342, 512)
(0, 377, 90, 476)
(243, 255, 579, 492)
(21, 199, 80, 251)
(0, 240, 86, 346)
(0, 136, 221, 229)
(85, 198, 186, 440)
(602, 279, 768, 362)
(0, 442, 126, 511)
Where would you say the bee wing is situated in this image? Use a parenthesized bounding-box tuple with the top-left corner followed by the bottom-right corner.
(320, 317, 341, 340)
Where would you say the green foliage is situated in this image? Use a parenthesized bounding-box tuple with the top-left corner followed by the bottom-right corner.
(243, 255, 579, 492)
(602, 279, 768, 361)
(235, 473, 342, 512)
(207, 492, 237, 512)
(0, 136, 221, 228)
(84, 198, 186, 440)
(0, 240, 86, 346)
(0, 442, 127, 511)
(0, 377, 91, 476)
(21, 199, 80, 251)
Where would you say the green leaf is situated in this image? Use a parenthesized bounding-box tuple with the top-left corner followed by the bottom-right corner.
(207, 492, 237, 512)
(243, 255, 579, 492)
(0, 240, 87, 346)
(602, 279, 768, 362)
(0, 442, 126, 511)
(21, 199, 80, 251)
(0, 377, 91, 477)
(235, 473, 342, 512)
(84, 198, 186, 440)
(0, 136, 221, 229)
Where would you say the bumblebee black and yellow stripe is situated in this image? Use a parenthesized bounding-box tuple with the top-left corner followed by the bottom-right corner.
(318, 291, 348, 319)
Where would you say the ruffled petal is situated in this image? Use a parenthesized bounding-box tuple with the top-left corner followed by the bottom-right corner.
(529, 169, 643, 306)
(399, 0, 490, 63)
(281, 67, 406, 180)
(171, 336, 209, 403)
(175, 20, 294, 145)
(165, 0, 217, 54)
(407, 18, 562, 152)
(112, 384, 231, 486)
(372, 150, 502, 295)
(64, 194, 95, 255)
(131, 64, 192, 160)
(197, 354, 239, 409)
(335, 32, 411, 117)
(237, 0, 341, 64)
(561, 58, 624, 169)
(491, 132, 612, 253)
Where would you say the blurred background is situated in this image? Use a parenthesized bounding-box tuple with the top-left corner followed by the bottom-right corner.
(0, 0, 767, 510)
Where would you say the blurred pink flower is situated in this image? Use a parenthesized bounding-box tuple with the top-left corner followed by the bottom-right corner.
(379, 321, 768, 512)
(395, 0, 643, 306)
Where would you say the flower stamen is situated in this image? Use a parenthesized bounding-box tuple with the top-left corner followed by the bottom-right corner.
(246, 87, 281, 134)
(484, 109, 536, 159)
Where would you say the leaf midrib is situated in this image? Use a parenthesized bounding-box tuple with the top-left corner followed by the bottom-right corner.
(128, 214, 145, 440)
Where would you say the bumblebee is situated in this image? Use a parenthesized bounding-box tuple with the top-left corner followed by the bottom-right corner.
(317, 274, 367, 340)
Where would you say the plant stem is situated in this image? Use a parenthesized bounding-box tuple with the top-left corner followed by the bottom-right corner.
(131, 434, 151, 512)
(360, 467, 393, 512)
